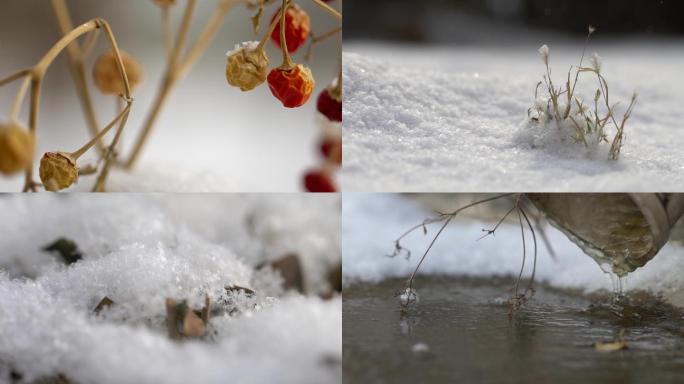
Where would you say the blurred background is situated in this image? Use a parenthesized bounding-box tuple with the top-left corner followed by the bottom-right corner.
(345, 0, 684, 44)
(0, 0, 341, 191)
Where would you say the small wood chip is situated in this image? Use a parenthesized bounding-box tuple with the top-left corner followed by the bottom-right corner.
(225, 285, 256, 295)
(593, 329, 628, 352)
(93, 296, 114, 314)
(270, 253, 305, 293)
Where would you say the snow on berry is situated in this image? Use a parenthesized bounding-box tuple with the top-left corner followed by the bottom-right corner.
(270, 4, 310, 53)
(225, 41, 269, 91)
(268, 64, 315, 108)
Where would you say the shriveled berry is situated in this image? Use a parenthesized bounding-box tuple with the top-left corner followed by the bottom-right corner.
(320, 136, 342, 165)
(317, 88, 342, 122)
(39, 152, 78, 192)
(268, 64, 315, 108)
(303, 169, 336, 192)
(93, 50, 143, 95)
(225, 41, 269, 91)
(270, 4, 310, 53)
(0, 122, 34, 175)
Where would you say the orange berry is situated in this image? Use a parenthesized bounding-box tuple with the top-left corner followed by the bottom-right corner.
(267, 64, 315, 108)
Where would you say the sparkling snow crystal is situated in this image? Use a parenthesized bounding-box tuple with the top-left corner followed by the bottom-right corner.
(0, 194, 341, 384)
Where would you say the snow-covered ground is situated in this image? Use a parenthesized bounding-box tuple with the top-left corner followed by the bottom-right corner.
(0, 194, 341, 384)
(343, 40, 684, 191)
(343, 194, 684, 306)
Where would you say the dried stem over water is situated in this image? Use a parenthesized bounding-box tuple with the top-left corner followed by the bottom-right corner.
(390, 194, 541, 313)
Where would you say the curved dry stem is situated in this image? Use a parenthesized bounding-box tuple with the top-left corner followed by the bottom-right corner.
(124, 0, 234, 169)
(161, 5, 174, 60)
(278, 0, 294, 68)
(5, 18, 132, 192)
(304, 26, 342, 61)
(257, 9, 281, 51)
(310, 0, 342, 20)
(178, 0, 235, 78)
(70, 103, 131, 160)
(9, 77, 31, 121)
(50, 0, 105, 155)
(395, 194, 517, 296)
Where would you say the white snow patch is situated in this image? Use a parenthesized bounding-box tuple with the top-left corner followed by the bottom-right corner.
(0, 194, 341, 383)
(342, 44, 684, 191)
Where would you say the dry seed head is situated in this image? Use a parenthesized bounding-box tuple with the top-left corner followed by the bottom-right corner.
(225, 41, 269, 91)
(538, 44, 549, 65)
(0, 122, 35, 175)
(93, 50, 143, 95)
(39, 152, 78, 192)
(591, 52, 602, 72)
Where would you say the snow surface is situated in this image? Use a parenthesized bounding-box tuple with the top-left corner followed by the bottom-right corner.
(342, 41, 684, 191)
(343, 194, 684, 306)
(0, 194, 341, 384)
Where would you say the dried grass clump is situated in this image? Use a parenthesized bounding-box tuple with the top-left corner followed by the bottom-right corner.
(528, 26, 637, 160)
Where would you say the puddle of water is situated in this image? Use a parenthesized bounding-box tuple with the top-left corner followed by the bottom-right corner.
(343, 276, 684, 384)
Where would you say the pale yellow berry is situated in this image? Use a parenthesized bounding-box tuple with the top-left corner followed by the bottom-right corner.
(0, 122, 34, 175)
(93, 51, 143, 95)
(225, 42, 269, 92)
(39, 152, 78, 192)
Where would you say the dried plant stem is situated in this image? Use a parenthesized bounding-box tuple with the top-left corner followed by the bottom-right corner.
(309, 0, 342, 20)
(50, 0, 106, 155)
(161, 5, 174, 60)
(257, 12, 281, 51)
(305, 26, 342, 61)
(278, 0, 294, 68)
(124, 0, 236, 169)
(399, 194, 517, 291)
(0, 18, 132, 192)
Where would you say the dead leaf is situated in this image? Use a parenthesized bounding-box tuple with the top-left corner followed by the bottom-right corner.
(42, 237, 82, 265)
(93, 296, 114, 314)
(270, 253, 305, 293)
(593, 329, 628, 352)
(225, 285, 256, 295)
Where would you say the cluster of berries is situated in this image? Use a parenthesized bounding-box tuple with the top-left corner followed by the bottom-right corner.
(226, 3, 316, 108)
(303, 80, 341, 192)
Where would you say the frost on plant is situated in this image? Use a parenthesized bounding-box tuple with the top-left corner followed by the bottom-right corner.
(526, 27, 637, 160)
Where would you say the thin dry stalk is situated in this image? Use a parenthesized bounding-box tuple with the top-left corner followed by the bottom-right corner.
(0, 18, 133, 192)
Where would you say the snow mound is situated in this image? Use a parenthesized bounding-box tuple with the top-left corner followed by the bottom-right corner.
(342, 194, 684, 306)
(342, 47, 684, 192)
(0, 194, 341, 384)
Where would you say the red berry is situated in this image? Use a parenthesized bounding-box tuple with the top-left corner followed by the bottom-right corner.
(303, 170, 336, 192)
(270, 5, 310, 53)
(316, 88, 342, 122)
(320, 136, 342, 165)
(268, 64, 315, 108)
